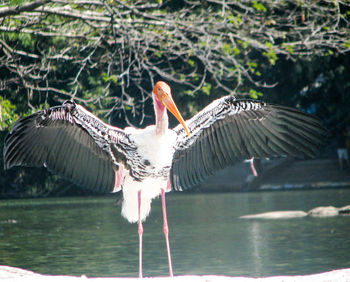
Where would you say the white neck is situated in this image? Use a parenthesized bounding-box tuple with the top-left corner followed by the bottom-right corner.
(153, 93, 169, 136)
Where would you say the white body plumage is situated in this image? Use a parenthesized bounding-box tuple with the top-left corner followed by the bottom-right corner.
(121, 125, 177, 223)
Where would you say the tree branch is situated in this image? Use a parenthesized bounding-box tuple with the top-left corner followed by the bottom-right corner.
(0, 0, 51, 18)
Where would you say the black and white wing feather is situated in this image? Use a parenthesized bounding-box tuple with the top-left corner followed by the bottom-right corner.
(171, 96, 326, 191)
(4, 101, 138, 192)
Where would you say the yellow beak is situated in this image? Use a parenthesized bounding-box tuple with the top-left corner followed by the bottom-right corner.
(162, 95, 190, 137)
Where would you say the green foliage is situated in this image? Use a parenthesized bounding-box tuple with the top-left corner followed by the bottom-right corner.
(263, 42, 278, 65)
(201, 83, 212, 96)
(237, 39, 250, 49)
(283, 44, 295, 55)
(247, 61, 261, 76)
(0, 97, 19, 130)
(188, 59, 195, 67)
(252, 1, 267, 12)
(222, 43, 241, 56)
(249, 89, 263, 99)
(227, 14, 242, 28)
(345, 40, 350, 48)
(102, 73, 119, 84)
(9, 0, 27, 5)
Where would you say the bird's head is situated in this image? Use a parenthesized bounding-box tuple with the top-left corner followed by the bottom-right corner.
(153, 81, 190, 137)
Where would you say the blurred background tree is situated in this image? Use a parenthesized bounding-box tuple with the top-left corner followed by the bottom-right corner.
(0, 0, 349, 196)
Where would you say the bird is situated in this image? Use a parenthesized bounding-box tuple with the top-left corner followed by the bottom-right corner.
(4, 81, 326, 278)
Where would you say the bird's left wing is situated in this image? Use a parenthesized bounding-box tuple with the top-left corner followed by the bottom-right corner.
(171, 96, 326, 191)
(4, 100, 135, 192)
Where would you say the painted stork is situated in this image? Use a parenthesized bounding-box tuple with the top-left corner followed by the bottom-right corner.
(4, 81, 325, 277)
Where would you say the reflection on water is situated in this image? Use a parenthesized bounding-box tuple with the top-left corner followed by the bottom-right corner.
(0, 189, 350, 277)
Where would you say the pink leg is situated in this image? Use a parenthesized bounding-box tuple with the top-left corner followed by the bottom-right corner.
(138, 190, 143, 278)
(250, 158, 258, 176)
(161, 188, 174, 277)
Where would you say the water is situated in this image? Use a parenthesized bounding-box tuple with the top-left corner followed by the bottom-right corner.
(0, 189, 350, 278)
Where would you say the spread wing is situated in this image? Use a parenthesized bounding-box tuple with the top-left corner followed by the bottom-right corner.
(4, 101, 133, 192)
(171, 97, 326, 191)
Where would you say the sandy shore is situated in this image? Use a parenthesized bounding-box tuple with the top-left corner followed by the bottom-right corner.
(1, 266, 350, 282)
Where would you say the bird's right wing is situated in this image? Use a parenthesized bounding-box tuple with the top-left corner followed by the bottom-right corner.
(171, 96, 326, 191)
(4, 101, 135, 192)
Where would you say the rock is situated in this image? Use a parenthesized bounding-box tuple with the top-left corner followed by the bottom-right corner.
(240, 211, 308, 219)
(308, 206, 339, 217)
(338, 205, 350, 215)
(240, 204, 350, 219)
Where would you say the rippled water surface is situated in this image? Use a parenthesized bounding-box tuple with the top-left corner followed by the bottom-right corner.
(1, 189, 350, 277)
